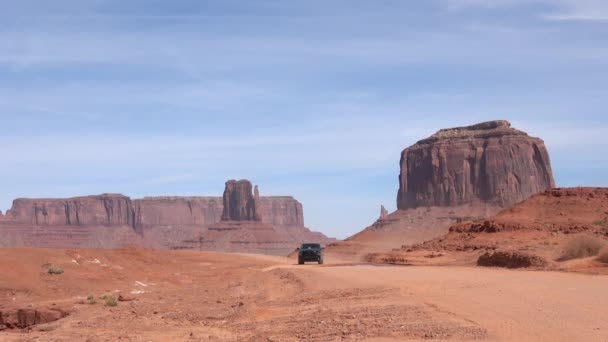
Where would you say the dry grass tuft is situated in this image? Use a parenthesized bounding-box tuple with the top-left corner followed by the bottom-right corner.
(557, 236, 605, 261)
(596, 248, 608, 264)
(104, 295, 118, 307)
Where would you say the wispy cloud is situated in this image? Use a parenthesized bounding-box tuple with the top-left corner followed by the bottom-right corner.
(446, 0, 608, 21)
(0, 0, 607, 238)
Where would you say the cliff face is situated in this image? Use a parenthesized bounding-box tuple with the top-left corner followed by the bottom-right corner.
(4, 194, 136, 227)
(134, 197, 223, 230)
(200, 180, 329, 255)
(0, 180, 333, 252)
(257, 197, 304, 227)
(397, 120, 555, 209)
(2, 193, 304, 231)
(222, 180, 260, 221)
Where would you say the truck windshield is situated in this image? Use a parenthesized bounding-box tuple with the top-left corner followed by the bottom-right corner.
(302, 244, 320, 249)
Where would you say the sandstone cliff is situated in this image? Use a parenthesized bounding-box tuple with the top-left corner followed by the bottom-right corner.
(134, 196, 223, 230)
(198, 180, 330, 255)
(222, 180, 260, 221)
(0, 180, 333, 253)
(327, 120, 555, 262)
(397, 120, 555, 209)
(4, 194, 136, 227)
(258, 197, 304, 227)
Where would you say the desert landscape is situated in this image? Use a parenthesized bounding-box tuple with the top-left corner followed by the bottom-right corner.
(2, 120, 608, 341)
(1, 248, 607, 341)
(3, 1, 608, 340)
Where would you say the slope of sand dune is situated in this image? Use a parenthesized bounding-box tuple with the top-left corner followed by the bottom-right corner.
(2, 247, 607, 341)
(367, 188, 608, 273)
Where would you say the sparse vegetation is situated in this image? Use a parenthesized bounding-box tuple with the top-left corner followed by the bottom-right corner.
(593, 218, 607, 226)
(47, 266, 64, 275)
(557, 236, 605, 261)
(87, 294, 96, 304)
(104, 295, 118, 307)
(596, 248, 608, 264)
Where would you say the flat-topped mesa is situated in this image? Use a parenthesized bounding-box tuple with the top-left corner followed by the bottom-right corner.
(3, 194, 136, 227)
(133, 196, 223, 230)
(397, 120, 555, 210)
(414, 120, 523, 146)
(0, 180, 333, 252)
(221, 180, 261, 221)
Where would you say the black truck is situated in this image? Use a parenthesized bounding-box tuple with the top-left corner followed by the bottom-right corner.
(298, 243, 324, 264)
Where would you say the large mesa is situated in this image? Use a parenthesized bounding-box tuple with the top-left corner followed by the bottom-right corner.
(397, 120, 555, 209)
(0, 180, 333, 252)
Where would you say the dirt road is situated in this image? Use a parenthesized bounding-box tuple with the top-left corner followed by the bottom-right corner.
(284, 264, 608, 341)
(1, 248, 607, 341)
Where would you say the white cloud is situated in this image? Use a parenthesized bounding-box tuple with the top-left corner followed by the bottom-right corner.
(446, 0, 608, 21)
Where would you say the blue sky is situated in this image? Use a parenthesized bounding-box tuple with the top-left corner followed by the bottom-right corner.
(1, 0, 607, 239)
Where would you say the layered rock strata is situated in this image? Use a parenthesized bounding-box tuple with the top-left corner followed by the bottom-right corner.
(397, 120, 555, 209)
(0, 180, 333, 253)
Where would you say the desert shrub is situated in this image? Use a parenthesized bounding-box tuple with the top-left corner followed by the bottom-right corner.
(47, 266, 64, 275)
(478, 251, 546, 268)
(87, 294, 96, 304)
(596, 248, 608, 264)
(104, 295, 118, 307)
(557, 236, 605, 261)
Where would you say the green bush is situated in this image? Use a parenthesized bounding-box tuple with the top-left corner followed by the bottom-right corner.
(47, 266, 64, 275)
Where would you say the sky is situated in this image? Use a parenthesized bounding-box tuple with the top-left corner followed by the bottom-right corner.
(1, 0, 607, 239)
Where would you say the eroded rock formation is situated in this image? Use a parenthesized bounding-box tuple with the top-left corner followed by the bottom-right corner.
(0, 307, 69, 330)
(397, 120, 555, 209)
(134, 196, 223, 231)
(201, 180, 330, 255)
(380, 205, 388, 220)
(0, 180, 333, 253)
(222, 180, 260, 221)
(328, 120, 555, 262)
(3, 194, 136, 227)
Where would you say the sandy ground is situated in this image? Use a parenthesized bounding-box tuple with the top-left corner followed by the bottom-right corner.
(1, 247, 607, 341)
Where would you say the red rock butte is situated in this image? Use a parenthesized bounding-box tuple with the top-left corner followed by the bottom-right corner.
(327, 120, 556, 261)
(397, 120, 555, 209)
(0, 180, 333, 255)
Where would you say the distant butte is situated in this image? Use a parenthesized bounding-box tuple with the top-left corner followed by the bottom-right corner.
(397, 120, 555, 209)
(326, 120, 556, 261)
(0, 180, 334, 254)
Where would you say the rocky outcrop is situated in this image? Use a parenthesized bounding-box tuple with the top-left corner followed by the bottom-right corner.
(199, 180, 330, 255)
(4, 194, 136, 227)
(0, 307, 69, 330)
(258, 197, 304, 227)
(222, 180, 260, 221)
(0, 180, 334, 253)
(397, 120, 555, 209)
(380, 205, 388, 220)
(134, 196, 223, 230)
(477, 251, 547, 269)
